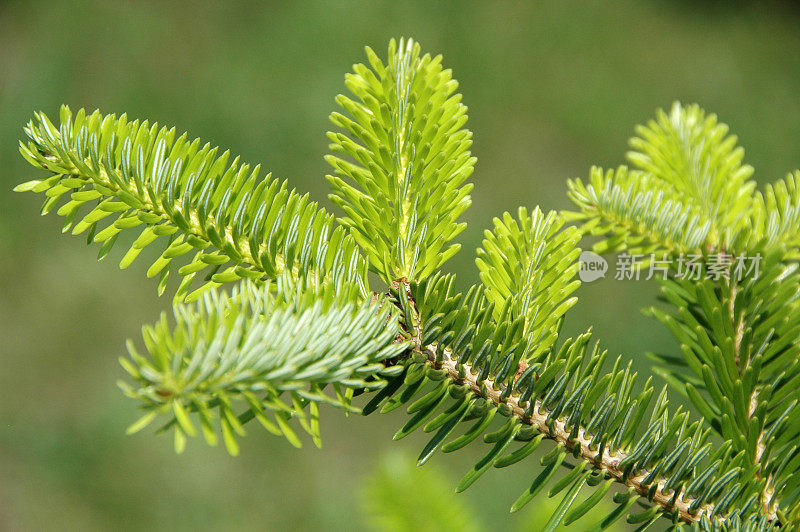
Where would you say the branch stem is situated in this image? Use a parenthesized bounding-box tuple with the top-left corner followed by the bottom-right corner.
(409, 337, 716, 525)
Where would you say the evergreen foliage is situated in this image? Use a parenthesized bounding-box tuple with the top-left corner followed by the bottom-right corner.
(119, 277, 405, 455)
(326, 38, 474, 283)
(16, 107, 368, 302)
(15, 38, 800, 530)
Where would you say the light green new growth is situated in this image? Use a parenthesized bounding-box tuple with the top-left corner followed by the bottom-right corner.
(476, 207, 581, 360)
(15, 38, 800, 531)
(326, 38, 474, 283)
(568, 103, 800, 259)
(751, 172, 800, 258)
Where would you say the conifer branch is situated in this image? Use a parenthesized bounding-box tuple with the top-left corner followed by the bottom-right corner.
(119, 278, 406, 453)
(408, 331, 717, 524)
(17, 107, 368, 302)
(15, 38, 799, 531)
(377, 275, 774, 529)
(326, 38, 474, 283)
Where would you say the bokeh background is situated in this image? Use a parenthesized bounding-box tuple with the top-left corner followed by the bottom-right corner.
(2, 1, 800, 530)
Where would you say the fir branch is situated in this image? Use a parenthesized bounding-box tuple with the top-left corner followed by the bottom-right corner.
(626, 102, 756, 248)
(567, 102, 800, 261)
(648, 250, 800, 521)
(387, 278, 770, 528)
(568, 103, 800, 527)
(750, 171, 800, 258)
(15, 38, 799, 531)
(326, 38, 475, 282)
(119, 277, 406, 454)
(476, 207, 581, 360)
(16, 107, 368, 301)
(409, 333, 717, 524)
(566, 165, 712, 256)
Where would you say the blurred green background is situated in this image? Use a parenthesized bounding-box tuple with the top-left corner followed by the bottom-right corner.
(2, 1, 800, 530)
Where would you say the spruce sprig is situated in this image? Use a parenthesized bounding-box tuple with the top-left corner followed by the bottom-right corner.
(326, 38, 474, 283)
(15, 38, 800, 531)
(17, 106, 368, 302)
